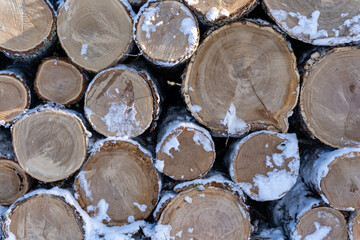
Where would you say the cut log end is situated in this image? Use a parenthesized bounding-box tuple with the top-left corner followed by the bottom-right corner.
(300, 47, 360, 148)
(0, 73, 30, 125)
(135, 0, 200, 67)
(57, 0, 133, 72)
(12, 109, 87, 182)
(0, 159, 30, 205)
(294, 207, 347, 240)
(85, 66, 159, 138)
(4, 194, 84, 240)
(74, 139, 160, 226)
(158, 186, 251, 240)
(156, 122, 215, 181)
(182, 20, 299, 137)
(34, 58, 86, 105)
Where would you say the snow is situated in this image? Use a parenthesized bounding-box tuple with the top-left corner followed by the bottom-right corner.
(184, 0, 198, 5)
(220, 103, 249, 136)
(188, 228, 193, 233)
(133, 202, 147, 212)
(154, 159, 164, 172)
(184, 196, 192, 203)
(190, 105, 202, 112)
(77, 171, 93, 201)
(140, 5, 162, 39)
(179, 15, 198, 48)
(304, 222, 331, 240)
(254, 227, 286, 240)
(152, 192, 176, 219)
(81, 44, 88, 55)
(162, 132, 181, 158)
(192, 129, 212, 152)
(205, 7, 230, 22)
(143, 223, 174, 240)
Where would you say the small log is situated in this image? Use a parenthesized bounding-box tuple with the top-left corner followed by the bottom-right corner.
(57, 0, 134, 72)
(182, 0, 258, 25)
(263, 0, 360, 46)
(11, 105, 88, 182)
(301, 147, 360, 211)
(3, 193, 84, 240)
(225, 130, 300, 201)
(0, 0, 56, 61)
(348, 210, 360, 240)
(155, 185, 251, 240)
(84, 65, 161, 138)
(0, 70, 30, 127)
(272, 180, 347, 239)
(34, 57, 86, 105)
(0, 159, 30, 206)
(74, 139, 160, 226)
(155, 108, 215, 181)
(300, 47, 360, 148)
(134, 0, 200, 67)
(182, 20, 299, 137)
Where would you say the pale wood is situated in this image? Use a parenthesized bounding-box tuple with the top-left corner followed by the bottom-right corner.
(134, 0, 200, 67)
(0, 71, 30, 126)
(226, 131, 299, 201)
(0, 159, 30, 205)
(34, 57, 86, 105)
(158, 186, 251, 240)
(183, 0, 258, 25)
(3, 194, 84, 239)
(12, 109, 88, 182)
(300, 47, 360, 148)
(74, 139, 160, 226)
(57, 0, 134, 72)
(85, 65, 160, 138)
(348, 210, 360, 240)
(0, 0, 56, 60)
(263, 0, 360, 46)
(182, 20, 299, 137)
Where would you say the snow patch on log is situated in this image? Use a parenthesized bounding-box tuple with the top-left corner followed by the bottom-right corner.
(143, 223, 173, 240)
(205, 7, 230, 22)
(302, 222, 331, 240)
(140, 5, 162, 39)
(77, 171, 93, 201)
(220, 103, 249, 136)
(253, 227, 286, 240)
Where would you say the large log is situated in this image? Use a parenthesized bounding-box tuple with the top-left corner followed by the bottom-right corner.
(74, 138, 160, 226)
(263, 0, 360, 45)
(300, 47, 360, 148)
(0, 0, 56, 61)
(272, 180, 347, 240)
(134, 0, 200, 67)
(182, 20, 299, 137)
(34, 57, 86, 105)
(57, 0, 134, 72)
(84, 65, 161, 138)
(301, 147, 360, 211)
(225, 130, 300, 201)
(11, 105, 88, 182)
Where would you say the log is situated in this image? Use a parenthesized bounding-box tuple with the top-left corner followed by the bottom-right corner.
(182, 20, 299, 137)
(182, 0, 258, 26)
(301, 147, 360, 211)
(0, 70, 30, 127)
(3, 192, 84, 240)
(84, 65, 161, 138)
(134, 0, 200, 67)
(0, 159, 30, 206)
(155, 107, 215, 181)
(348, 210, 360, 240)
(73, 138, 160, 226)
(0, 0, 56, 61)
(272, 180, 347, 240)
(34, 57, 86, 105)
(225, 130, 300, 201)
(57, 0, 134, 72)
(11, 105, 88, 182)
(263, 0, 360, 46)
(300, 47, 360, 148)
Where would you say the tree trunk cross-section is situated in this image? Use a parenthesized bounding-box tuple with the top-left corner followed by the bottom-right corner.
(57, 0, 134, 72)
(74, 139, 160, 227)
(12, 108, 88, 182)
(182, 20, 299, 137)
(263, 0, 360, 46)
(134, 0, 200, 67)
(85, 65, 161, 138)
(34, 57, 86, 105)
(0, 0, 56, 61)
(3, 194, 84, 240)
(300, 47, 360, 148)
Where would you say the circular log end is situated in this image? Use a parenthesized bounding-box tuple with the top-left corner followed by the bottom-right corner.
(74, 139, 160, 226)
(182, 20, 299, 137)
(158, 186, 251, 240)
(12, 110, 87, 182)
(34, 58, 85, 105)
(135, 0, 200, 67)
(57, 0, 133, 72)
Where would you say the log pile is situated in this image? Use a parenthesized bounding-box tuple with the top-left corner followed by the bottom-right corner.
(1, 0, 360, 239)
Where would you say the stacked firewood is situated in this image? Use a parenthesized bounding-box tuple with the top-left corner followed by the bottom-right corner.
(1, 0, 360, 239)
